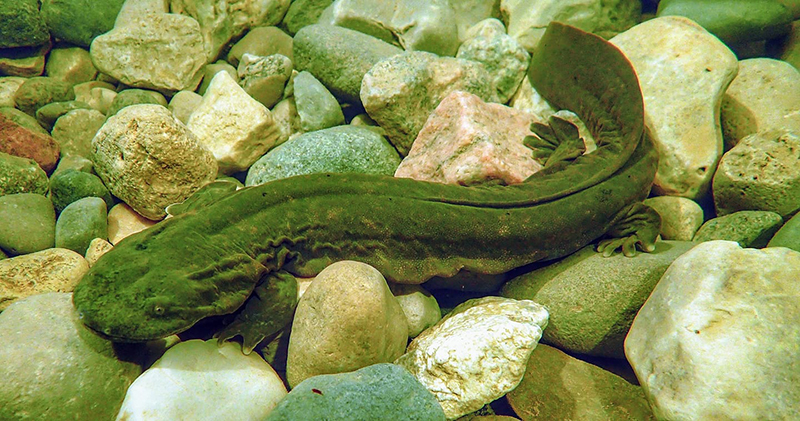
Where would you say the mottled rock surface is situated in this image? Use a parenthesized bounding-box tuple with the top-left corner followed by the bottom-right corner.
(0, 152, 49, 196)
(643, 196, 705, 241)
(693, 210, 784, 248)
(0, 193, 55, 255)
(0, 248, 88, 311)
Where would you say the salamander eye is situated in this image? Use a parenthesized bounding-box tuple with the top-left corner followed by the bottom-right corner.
(146, 298, 170, 317)
(153, 305, 165, 316)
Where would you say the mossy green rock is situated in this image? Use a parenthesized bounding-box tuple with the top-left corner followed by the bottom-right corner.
(51, 108, 106, 158)
(657, 0, 794, 45)
(35, 100, 92, 131)
(0, 106, 49, 135)
(768, 211, 800, 252)
(106, 89, 166, 117)
(0, 193, 55, 255)
(49, 169, 114, 213)
(55, 196, 108, 255)
(266, 363, 445, 421)
(245, 125, 400, 186)
(13, 76, 76, 116)
(281, 0, 336, 35)
(0, 0, 50, 48)
(0, 151, 49, 196)
(693, 210, 784, 248)
(41, 0, 126, 48)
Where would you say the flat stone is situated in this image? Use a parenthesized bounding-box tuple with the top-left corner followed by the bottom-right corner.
(320, 0, 459, 56)
(281, 0, 335, 35)
(721, 58, 800, 149)
(395, 296, 548, 420)
(0, 151, 49, 196)
(106, 88, 166, 117)
(713, 130, 800, 219)
(507, 344, 654, 420)
(54, 197, 108, 255)
(237, 53, 293, 109)
(0, 293, 142, 420)
(13, 76, 75, 116)
(693, 210, 784, 248)
(643, 196, 705, 241)
(90, 12, 206, 92)
(293, 24, 403, 105)
(267, 363, 445, 421)
(117, 339, 288, 420)
(0, 248, 88, 311)
(51, 108, 107, 158)
(228, 26, 294, 67)
(394, 90, 541, 186)
(611, 16, 738, 200)
(501, 241, 698, 359)
(107, 202, 157, 245)
(0, 0, 50, 48)
(187, 71, 281, 174)
(456, 18, 530, 103)
(0, 76, 26, 108)
(294, 70, 345, 132)
(40, 0, 125, 47)
(361, 51, 499, 156)
(0, 105, 49, 135)
(35, 100, 91, 132)
(0, 193, 55, 255)
(92, 104, 218, 220)
(286, 261, 409, 388)
(168, 90, 203, 125)
(43, 45, 98, 85)
(49, 168, 114, 213)
(389, 283, 442, 338)
(501, 0, 640, 52)
(625, 240, 800, 420)
(0, 42, 48, 77)
(245, 125, 400, 186)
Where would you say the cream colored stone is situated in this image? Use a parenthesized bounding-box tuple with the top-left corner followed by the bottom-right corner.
(509, 76, 556, 121)
(92, 104, 218, 220)
(389, 283, 441, 338)
(270, 97, 301, 147)
(107, 203, 158, 245)
(643, 196, 705, 241)
(168, 90, 203, 125)
(286, 261, 409, 388)
(0, 77, 26, 108)
(611, 16, 739, 200)
(44, 46, 98, 85)
(0, 248, 89, 311)
(83, 87, 117, 115)
(116, 340, 287, 421)
(721, 58, 800, 149)
(625, 241, 800, 420)
(395, 296, 548, 420)
(188, 71, 281, 174)
(84, 237, 114, 267)
(114, 0, 169, 27)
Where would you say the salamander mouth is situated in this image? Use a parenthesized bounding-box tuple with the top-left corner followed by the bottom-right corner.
(75, 308, 156, 343)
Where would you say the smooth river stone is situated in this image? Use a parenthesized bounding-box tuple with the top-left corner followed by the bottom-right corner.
(389, 283, 442, 338)
(227, 26, 294, 67)
(768, 211, 800, 252)
(51, 108, 107, 158)
(0, 248, 88, 311)
(643, 196, 704, 241)
(43, 46, 98, 85)
(55, 197, 108, 256)
(611, 16, 738, 200)
(693, 210, 784, 248)
(0, 193, 55, 255)
(625, 241, 800, 420)
(294, 70, 345, 132)
(40, 0, 125, 47)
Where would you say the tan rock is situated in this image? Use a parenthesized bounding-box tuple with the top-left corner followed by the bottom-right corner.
(107, 202, 158, 245)
(227, 26, 294, 67)
(84, 237, 113, 266)
(44, 46, 98, 85)
(114, 0, 169, 27)
(389, 283, 442, 338)
(395, 296, 548, 420)
(188, 71, 281, 174)
(286, 261, 409, 388)
(92, 104, 218, 220)
(611, 16, 739, 200)
(643, 196, 705, 241)
(395, 90, 542, 185)
(625, 241, 800, 420)
(721, 58, 800, 149)
(168, 90, 203, 125)
(0, 248, 89, 311)
(0, 77, 26, 108)
(270, 97, 301, 147)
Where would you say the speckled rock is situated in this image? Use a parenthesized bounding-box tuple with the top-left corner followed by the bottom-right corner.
(107, 202, 157, 245)
(35, 100, 92, 132)
(0, 42, 49, 77)
(507, 344, 654, 421)
(713, 130, 800, 219)
(0, 77, 26, 108)
(92, 104, 218, 220)
(0, 152, 49, 196)
(293, 24, 403, 105)
(0, 248, 88, 310)
(268, 363, 445, 421)
(693, 210, 784, 248)
(286, 261, 409, 388)
(44, 46, 98, 85)
(13, 76, 75, 116)
(228, 26, 294, 67)
(395, 90, 540, 186)
(49, 169, 114, 213)
(625, 241, 800, 420)
(0, 193, 55, 255)
(395, 296, 548, 420)
(456, 18, 530, 103)
(0, 0, 50, 48)
(117, 339, 288, 421)
(643, 196, 705, 241)
(54, 197, 108, 255)
(320, 0, 459, 56)
(85, 237, 113, 266)
(237, 53, 293, 109)
(168, 90, 203, 125)
(105, 88, 166, 117)
(187, 71, 281, 174)
(501, 0, 640, 52)
(40, 0, 125, 47)
(0, 293, 142, 420)
(90, 12, 206, 92)
(294, 70, 345, 132)
(721, 58, 800, 150)
(361, 51, 499, 155)
(389, 283, 442, 338)
(51, 108, 106, 158)
(611, 16, 738, 200)
(501, 241, 698, 359)
(245, 125, 400, 186)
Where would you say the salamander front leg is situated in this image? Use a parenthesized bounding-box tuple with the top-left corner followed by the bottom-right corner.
(216, 270, 298, 354)
(524, 115, 586, 169)
(597, 202, 662, 257)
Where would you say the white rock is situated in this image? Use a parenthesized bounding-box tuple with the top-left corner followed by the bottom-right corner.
(625, 240, 800, 420)
(395, 296, 548, 420)
(508, 76, 556, 121)
(116, 339, 287, 421)
(389, 283, 442, 338)
(611, 16, 739, 200)
(188, 71, 281, 174)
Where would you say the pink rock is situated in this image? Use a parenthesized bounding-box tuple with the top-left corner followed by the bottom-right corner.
(0, 114, 60, 173)
(395, 90, 542, 185)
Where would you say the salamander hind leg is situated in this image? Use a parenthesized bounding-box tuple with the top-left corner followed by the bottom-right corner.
(524, 115, 586, 168)
(216, 270, 298, 354)
(597, 202, 662, 257)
